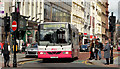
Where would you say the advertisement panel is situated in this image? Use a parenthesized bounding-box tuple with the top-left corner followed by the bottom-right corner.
(0, 2, 4, 15)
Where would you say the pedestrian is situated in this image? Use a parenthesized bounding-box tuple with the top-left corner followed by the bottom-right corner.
(103, 40, 110, 65)
(2, 42, 10, 67)
(89, 40, 95, 60)
(94, 40, 99, 60)
(96, 38, 103, 60)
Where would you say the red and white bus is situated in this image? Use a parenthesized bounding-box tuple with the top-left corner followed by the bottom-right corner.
(37, 22, 79, 60)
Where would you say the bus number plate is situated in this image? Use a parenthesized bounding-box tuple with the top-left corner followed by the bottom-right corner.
(50, 57, 58, 58)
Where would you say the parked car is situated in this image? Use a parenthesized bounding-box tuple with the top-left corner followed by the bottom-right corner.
(25, 43, 38, 57)
(80, 44, 89, 52)
(87, 43, 91, 52)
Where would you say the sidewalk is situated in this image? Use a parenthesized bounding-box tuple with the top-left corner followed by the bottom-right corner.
(0, 53, 37, 68)
(87, 49, 120, 67)
(88, 58, 119, 67)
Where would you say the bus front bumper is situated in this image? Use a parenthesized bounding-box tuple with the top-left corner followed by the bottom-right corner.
(38, 51, 72, 58)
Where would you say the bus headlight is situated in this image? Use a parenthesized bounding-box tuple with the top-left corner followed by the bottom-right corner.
(66, 52, 69, 54)
(40, 52, 43, 54)
(39, 52, 46, 54)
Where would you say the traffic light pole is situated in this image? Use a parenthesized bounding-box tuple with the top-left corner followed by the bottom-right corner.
(110, 30, 114, 64)
(4, 13, 9, 51)
(13, 32, 17, 67)
(109, 12, 116, 64)
(13, 1, 18, 67)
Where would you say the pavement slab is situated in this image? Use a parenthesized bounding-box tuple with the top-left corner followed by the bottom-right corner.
(87, 49, 120, 67)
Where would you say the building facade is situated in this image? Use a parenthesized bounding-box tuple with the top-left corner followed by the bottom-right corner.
(118, 1, 120, 20)
(116, 20, 120, 44)
(71, 0, 85, 44)
(83, 0, 90, 44)
(90, 0, 97, 39)
(101, 0, 109, 43)
(44, 0, 72, 22)
(95, 0, 102, 42)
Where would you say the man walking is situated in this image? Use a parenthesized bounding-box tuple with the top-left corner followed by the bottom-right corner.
(2, 42, 10, 67)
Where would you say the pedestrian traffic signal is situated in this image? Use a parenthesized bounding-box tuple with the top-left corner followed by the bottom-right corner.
(15, 31, 26, 40)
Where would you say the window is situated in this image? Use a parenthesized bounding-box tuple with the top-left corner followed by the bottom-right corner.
(73, 32, 75, 37)
(52, 8, 56, 21)
(44, 4, 50, 19)
(81, 2, 83, 5)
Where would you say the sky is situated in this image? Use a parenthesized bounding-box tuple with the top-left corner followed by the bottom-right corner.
(108, 0, 120, 19)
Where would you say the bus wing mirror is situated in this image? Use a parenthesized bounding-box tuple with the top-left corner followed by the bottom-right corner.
(36, 31, 39, 42)
(73, 32, 75, 37)
(68, 40, 71, 45)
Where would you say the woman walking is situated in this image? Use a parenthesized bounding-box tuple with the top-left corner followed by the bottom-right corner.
(103, 40, 110, 65)
(89, 40, 95, 60)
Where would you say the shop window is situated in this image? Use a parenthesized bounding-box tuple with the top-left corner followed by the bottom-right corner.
(44, 4, 50, 19)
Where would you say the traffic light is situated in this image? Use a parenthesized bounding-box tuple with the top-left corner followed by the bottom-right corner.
(4, 13, 10, 32)
(6, 16, 10, 32)
(109, 12, 116, 32)
(11, 12, 20, 27)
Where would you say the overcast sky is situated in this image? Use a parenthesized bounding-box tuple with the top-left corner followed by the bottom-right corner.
(108, 0, 120, 19)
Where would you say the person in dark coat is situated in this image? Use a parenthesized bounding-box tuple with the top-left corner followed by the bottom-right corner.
(96, 38, 103, 60)
(103, 40, 110, 65)
(94, 40, 99, 60)
(2, 43, 10, 67)
(89, 40, 95, 60)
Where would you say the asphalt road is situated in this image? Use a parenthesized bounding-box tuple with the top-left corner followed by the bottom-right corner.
(18, 59, 100, 67)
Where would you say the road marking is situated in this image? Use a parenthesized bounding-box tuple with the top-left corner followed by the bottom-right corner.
(72, 60, 84, 63)
(18, 59, 42, 64)
(83, 57, 92, 65)
(80, 57, 92, 65)
(113, 56, 118, 60)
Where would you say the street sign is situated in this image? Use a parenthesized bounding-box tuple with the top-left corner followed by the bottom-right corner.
(28, 21, 38, 30)
(0, 2, 4, 15)
(12, 21, 17, 31)
(84, 33, 87, 35)
(90, 35, 93, 39)
(27, 30, 32, 36)
(94, 36, 98, 39)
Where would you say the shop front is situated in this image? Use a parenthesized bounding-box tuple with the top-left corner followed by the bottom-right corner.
(25, 21, 38, 46)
